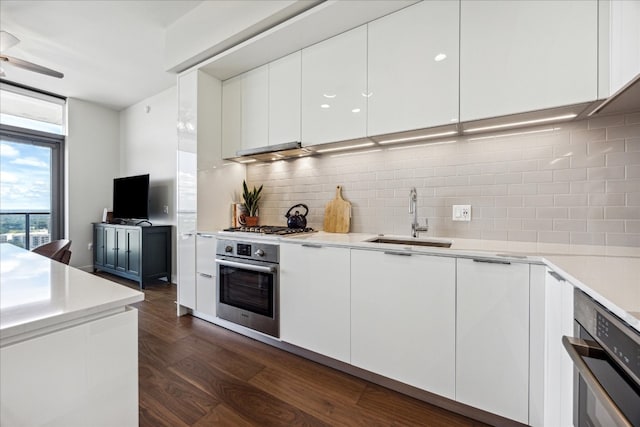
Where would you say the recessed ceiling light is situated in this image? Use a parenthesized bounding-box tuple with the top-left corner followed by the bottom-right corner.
(352, 108, 361, 113)
(361, 92, 373, 98)
(323, 93, 336, 98)
(434, 53, 447, 62)
(320, 104, 330, 109)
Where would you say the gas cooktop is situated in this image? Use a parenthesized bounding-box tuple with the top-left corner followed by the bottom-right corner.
(222, 225, 315, 235)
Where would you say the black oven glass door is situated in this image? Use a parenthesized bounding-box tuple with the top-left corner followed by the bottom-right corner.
(564, 330, 640, 427)
(218, 261, 275, 318)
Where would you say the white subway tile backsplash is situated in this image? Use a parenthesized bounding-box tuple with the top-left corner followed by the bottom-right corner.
(605, 206, 640, 220)
(248, 113, 640, 246)
(626, 112, 640, 125)
(587, 166, 625, 180)
(607, 123, 640, 140)
(569, 207, 604, 220)
(588, 193, 625, 206)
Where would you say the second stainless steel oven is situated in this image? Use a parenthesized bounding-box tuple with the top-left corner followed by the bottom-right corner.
(564, 289, 640, 427)
(215, 238, 279, 338)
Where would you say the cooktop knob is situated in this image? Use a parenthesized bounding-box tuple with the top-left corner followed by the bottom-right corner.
(255, 249, 265, 257)
(225, 245, 233, 253)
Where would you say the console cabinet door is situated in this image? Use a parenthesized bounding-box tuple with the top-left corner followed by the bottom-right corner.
(456, 258, 530, 424)
(104, 226, 116, 270)
(301, 25, 367, 146)
(351, 250, 456, 399)
(125, 228, 140, 276)
(460, 0, 598, 121)
(94, 225, 105, 267)
(368, 1, 459, 136)
(280, 243, 350, 363)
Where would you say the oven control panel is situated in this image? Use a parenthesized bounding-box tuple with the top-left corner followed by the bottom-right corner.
(216, 239, 279, 263)
(596, 312, 640, 381)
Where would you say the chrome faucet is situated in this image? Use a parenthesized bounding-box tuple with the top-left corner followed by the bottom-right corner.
(410, 187, 429, 238)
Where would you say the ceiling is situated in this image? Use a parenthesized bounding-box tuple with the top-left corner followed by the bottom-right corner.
(0, 0, 201, 111)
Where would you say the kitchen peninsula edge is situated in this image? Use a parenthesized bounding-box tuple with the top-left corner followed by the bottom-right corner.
(0, 243, 144, 427)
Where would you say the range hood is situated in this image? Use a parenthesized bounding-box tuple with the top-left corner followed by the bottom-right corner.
(233, 141, 313, 162)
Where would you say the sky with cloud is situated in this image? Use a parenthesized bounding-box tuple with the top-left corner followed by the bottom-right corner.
(0, 140, 51, 211)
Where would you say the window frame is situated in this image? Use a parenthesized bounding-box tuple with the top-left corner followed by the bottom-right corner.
(0, 123, 66, 243)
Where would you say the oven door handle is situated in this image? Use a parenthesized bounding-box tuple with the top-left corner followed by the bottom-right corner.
(562, 336, 634, 427)
(215, 259, 276, 274)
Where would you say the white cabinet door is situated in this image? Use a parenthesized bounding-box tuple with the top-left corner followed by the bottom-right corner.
(368, 1, 459, 136)
(196, 233, 217, 317)
(456, 258, 530, 424)
(460, 0, 598, 121)
(221, 75, 242, 159)
(351, 250, 456, 399)
(542, 268, 574, 427)
(0, 309, 138, 427)
(241, 65, 269, 150)
(280, 243, 350, 363)
(177, 226, 196, 310)
(269, 51, 301, 145)
(301, 25, 367, 146)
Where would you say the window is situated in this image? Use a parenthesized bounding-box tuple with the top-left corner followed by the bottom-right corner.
(0, 82, 65, 249)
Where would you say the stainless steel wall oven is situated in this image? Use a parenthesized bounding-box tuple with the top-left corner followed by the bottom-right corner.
(563, 289, 640, 427)
(215, 238, 279, 338)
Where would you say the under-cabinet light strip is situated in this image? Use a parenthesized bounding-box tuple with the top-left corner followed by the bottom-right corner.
(330, 149, 382, 158)
(467, 127, 559, 141)
(315, 142, 375, 153)
(377, 130, 457, 144)
(464, 114, 577, 133)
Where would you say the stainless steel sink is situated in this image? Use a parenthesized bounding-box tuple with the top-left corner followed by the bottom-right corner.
(365, 236, 452, 248)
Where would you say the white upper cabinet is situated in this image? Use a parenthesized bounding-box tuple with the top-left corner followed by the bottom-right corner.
(301, 25, 368, 146)
(241, 65, 269, 151)
(269, 51, 301, 145)
(460, 0, 598, 122)
(367, 1, 459, 136)
(221, 75, 242, 159)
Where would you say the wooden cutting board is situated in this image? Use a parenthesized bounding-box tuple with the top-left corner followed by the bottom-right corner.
(323, 185, 351, 233)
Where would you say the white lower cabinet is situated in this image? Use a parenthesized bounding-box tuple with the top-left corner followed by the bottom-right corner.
(280, 243, 350, 363)
(456, 258, 530, 424)
(0, 308, 138, 427)
(196, 233, 217, 317)
(351, 249, 456, 398)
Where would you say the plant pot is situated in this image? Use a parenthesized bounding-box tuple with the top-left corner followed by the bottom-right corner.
(245, 216, 259, 227)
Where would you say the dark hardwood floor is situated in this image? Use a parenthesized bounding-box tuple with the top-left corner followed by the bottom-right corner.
(97, 273, 488, 426)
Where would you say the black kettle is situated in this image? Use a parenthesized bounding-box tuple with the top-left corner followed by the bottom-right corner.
(285, 204, 309, 229)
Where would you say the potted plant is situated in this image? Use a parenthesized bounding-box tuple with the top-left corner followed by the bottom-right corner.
(242, 180, 263, 226)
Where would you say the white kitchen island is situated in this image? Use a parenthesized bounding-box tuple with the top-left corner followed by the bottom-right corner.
(0, 243, 144, 427)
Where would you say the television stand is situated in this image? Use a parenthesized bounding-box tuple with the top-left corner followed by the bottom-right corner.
(93, 223, 171, 289)
(135, 220, 152, 226)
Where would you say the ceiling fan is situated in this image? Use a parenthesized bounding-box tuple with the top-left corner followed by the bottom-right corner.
(0, 30, 64, 79)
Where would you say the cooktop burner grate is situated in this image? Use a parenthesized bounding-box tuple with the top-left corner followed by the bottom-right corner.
(223, 225, 315, 235)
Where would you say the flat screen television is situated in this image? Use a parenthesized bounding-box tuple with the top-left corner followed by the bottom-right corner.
(112, 174, 150, 220)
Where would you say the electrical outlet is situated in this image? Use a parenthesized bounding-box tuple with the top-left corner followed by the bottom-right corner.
(88, 242, 93, 251)
(452, 205, 471, 221)
(163, 205, 169, 214)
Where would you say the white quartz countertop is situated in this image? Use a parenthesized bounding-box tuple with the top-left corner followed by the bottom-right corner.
(0, 244, 144, 345)
(217, 230, 640, 331)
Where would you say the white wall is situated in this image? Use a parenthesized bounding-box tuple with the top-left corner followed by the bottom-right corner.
(119, 86, 177, 277)
(66, 98, 120, 269)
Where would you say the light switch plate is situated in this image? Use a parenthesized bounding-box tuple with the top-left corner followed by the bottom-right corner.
(452, 205, 471, 221)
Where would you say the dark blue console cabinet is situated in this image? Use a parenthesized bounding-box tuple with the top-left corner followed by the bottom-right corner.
(93, 223, 171, 289)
